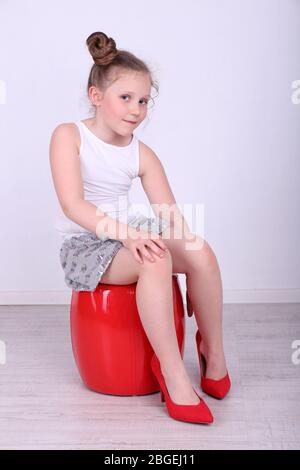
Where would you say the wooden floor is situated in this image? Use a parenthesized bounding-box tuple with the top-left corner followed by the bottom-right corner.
(0, 303, 299, 450)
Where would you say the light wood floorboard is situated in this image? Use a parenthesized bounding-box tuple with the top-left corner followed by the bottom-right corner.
(0, 303, 299, 450)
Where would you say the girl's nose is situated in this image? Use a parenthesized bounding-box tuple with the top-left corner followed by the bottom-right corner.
(129, 104, 140, 115)
(129, 109, 139, 117)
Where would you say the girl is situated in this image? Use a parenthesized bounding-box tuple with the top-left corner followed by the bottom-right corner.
(49, 31, 230, 425)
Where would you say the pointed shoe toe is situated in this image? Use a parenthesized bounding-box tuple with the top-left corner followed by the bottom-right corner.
(151, 354, 214, 425)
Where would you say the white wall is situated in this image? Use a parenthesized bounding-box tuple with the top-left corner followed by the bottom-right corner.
(0, 0, 299, 304)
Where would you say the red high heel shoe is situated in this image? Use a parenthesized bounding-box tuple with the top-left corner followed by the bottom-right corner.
(195, 330, 231, 399)
(150, 354, 214, 424)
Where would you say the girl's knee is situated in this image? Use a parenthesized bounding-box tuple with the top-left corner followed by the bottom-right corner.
(186, 238, 217, 271)
(140, 248, 172, 272)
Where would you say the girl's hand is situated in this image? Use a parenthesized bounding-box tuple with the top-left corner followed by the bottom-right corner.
(122, 227, 168, 264)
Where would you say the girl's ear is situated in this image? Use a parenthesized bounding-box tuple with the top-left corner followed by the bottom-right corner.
(89, 86, 103, 106)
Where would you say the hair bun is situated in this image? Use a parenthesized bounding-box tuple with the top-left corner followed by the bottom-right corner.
(86, 32, 118, 66)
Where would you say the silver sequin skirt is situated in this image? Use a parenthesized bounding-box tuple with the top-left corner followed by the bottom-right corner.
(59, 213, 170, 292)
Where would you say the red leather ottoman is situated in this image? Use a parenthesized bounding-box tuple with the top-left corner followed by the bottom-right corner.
(70, 274, 185, 396)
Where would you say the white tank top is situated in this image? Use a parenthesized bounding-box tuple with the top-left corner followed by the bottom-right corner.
(54, 120, 140, 241)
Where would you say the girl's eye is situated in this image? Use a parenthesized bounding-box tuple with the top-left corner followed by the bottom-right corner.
(121, 95, 148, 105)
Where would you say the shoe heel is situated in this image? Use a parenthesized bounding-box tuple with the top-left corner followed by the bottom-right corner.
(195, 329, 231, 400)
(151, 353, 214, 424)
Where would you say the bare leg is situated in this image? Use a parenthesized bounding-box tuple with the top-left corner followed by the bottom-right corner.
(154, 228, 228, 380)
(136, 251, 201, 405)
(186, 251, 227, 379)
(101, 246, 201, 405)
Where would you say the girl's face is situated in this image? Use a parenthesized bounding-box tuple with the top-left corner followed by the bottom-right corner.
(94, 71, 152, 136)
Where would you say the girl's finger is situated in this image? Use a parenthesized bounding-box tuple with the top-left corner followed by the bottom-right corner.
(141, 246, 155, 262)
(147, 241, 166, 258)
(135, 248, 143, 264)
(152, 238, 168, 251)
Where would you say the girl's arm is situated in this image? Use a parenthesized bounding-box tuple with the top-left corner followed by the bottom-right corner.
(138, 141, 191, 236)
(49, 123, 137, 241)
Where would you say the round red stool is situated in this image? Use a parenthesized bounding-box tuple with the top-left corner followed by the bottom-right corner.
(70, 274, 186, 396)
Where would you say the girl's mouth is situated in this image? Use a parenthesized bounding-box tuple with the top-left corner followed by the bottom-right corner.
(124, 120, 137, 125)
